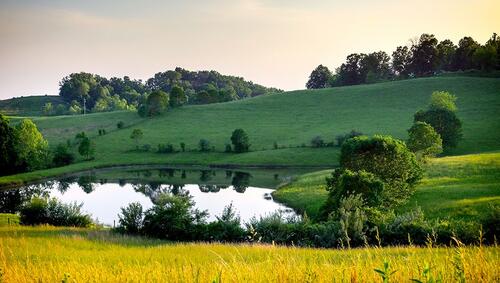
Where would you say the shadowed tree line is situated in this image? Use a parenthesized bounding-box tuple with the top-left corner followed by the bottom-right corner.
(307, 33, 500, 89)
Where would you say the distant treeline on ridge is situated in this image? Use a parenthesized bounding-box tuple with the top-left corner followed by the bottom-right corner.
(54, 67, 283, 115)
(306, 32, 500, 89)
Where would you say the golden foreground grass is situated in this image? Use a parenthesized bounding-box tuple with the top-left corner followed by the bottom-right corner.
(1, 226, 499, 282)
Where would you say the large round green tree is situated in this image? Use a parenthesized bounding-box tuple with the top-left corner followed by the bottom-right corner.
(15, 119, 48, 170)
(146, 90, 169, 116)
(306, 65, 332, 89)
(0, 114, 20, 176)
(407, 121, 443, 158)
(339, 135, 422, 207)
(414, 91, 462, 149)
(230, 129, 250, 153)
(169, 85, 187, 107)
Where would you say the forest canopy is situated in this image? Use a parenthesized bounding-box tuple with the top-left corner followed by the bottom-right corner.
(58, 67, 282, 114)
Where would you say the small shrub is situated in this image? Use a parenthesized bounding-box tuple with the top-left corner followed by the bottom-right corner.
(52, 143, 75, 167)
(230, 129, 250, 153)
(205, 203, 245, 242)
(319, 169, 384, 220)
(246, 212, 302, 245)
(130, 129, 143, 149)
(224, 144, 232, 153)
(78, 136, 95, 160)
(141, 144, 151, 152)
(117, 121, 125, 129)
(117, 202, 143, 234)
(480, 204, 500, 243)
(407, 121, 443, 159)
(199, 139, 211, 152)
(311, 136, 325, 148)
(337, 194, 368, 247)
(20, 197, 92, 227)
(158, 143, 175, 153)
(142, 193, 208, 240)
(381, 207, 430, 245)
(180, 142, 186, 152)
(273, 141, 278, 149)
(19, 197, 47, 225)
(336, 130, 364, 147)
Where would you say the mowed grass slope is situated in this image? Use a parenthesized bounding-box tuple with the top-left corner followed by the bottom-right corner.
(1, 226, 498, 282)
(273, 152, 500, 221)
(1, 76, 499, 186)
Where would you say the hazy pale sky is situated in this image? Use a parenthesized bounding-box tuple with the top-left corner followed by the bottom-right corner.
(0, 0, 498, 99)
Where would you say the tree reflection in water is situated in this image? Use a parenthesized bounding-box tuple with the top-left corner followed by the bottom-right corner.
(232, 172, 251, 193)
(0, 182, 51, 213)
(198, 185, 229, 193)
(77, 173, 97, 193)
(0, 168, 258, 214)
(132, 182, 187, 204)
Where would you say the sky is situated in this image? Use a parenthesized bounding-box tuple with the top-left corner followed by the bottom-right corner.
(0, 0, 499, 99)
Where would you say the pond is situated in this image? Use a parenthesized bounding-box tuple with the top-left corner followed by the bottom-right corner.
(0, 166, 318, 226)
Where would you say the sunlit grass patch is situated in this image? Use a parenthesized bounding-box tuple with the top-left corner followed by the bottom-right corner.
(0, 226, 498, 282)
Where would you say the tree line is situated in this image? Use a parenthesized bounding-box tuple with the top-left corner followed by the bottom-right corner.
(56, 67, 282, 115)
(307, 33, 500, 89)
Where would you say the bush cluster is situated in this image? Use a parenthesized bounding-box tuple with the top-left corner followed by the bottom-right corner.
(157, 143, 175, 153)
(308, 130, 364, 149)
(20, 197, 92, 227)
(116, 193, 497, 247)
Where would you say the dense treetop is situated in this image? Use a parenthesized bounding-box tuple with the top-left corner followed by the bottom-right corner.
(58, 68, 282, 114)
(307, 32, 500, 89)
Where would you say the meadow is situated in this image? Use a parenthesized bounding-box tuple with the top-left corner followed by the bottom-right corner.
(0, 226, 499, 282)
(273, 152, 500, 221)
(1, 75, 500, 282)
(2, 75, 500, 187)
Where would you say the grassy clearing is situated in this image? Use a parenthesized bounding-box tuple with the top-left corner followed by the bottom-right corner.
(1, 76, 499, 186)
(0, 226, 498, 282)
(273, 152, 500, 220)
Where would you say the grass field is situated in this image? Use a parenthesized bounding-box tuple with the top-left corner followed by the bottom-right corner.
(273, 152, 500, 221)
(0, 226, 498, 282)
(1, 76, 499, 187)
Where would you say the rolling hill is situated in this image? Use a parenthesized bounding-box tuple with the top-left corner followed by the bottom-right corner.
(0, 95, 67, 116)
(1, 76, 500, 186)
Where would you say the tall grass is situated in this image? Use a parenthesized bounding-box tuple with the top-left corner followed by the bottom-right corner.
(0, 226, 498, 282)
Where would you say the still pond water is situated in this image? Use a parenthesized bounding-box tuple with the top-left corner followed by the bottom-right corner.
(0, 166, 317, 225)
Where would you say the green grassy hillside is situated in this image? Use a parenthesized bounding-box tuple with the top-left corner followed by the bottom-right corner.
(0, 95, 66, 116)
(273, 152, 500, 221)
(1, 76, 499, 186)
